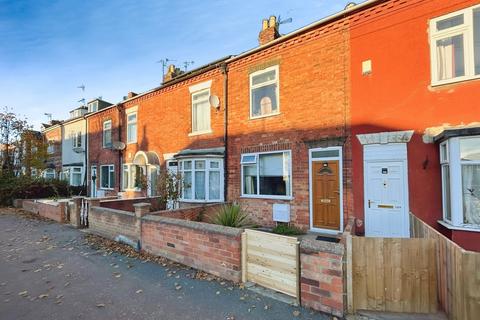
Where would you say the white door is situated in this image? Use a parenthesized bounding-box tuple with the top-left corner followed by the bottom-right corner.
(365, 160, 409, 237)
(91, 166, 97, 197)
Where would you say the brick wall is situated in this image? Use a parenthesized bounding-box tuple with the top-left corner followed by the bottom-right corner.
(100, 197, 163, 212)
(142, 216, 242, 282)
(152, 203, 223, 221)
(89, 206, 139, 241)
(22, 200, 66, 223)
(300, 239, 344, 317)
(43, 124, 62, 175)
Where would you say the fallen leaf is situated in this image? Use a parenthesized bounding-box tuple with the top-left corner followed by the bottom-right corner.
(292, 310, 301, 317)
(136, 289, 143, 294)
(96, 303, 105, 308)
(38, 294, 49, 299)
(18, 291, 28, 296)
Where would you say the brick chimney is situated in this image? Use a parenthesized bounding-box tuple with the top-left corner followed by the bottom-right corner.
(163, 64, 184, 83)
(258, 16, 280, 46)
(127, 92, 137, 99)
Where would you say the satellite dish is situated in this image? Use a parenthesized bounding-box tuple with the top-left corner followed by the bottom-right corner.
(209, 95, 220, 110)
(112, 141, 126, 151)
(73, 147, 85, 154)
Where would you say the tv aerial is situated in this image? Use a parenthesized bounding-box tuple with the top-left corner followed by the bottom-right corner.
(157, 58, 177, 78)
(183, 61, 194, 71)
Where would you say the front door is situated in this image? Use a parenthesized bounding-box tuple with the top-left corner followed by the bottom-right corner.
(365, 161, 409, 237)
(312, 160, 341, 230)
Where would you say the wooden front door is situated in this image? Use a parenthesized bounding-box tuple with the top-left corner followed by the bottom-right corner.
(312, 160, 340, 230)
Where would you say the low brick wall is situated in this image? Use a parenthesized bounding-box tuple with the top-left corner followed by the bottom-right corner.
(89, 206, 139, 242)
(100, 197, 162, 212)
(300, 238, 344, 317)
(21, 200, 67, 223)
(152, 203, 223, 221)
(142, 215, 242, 282)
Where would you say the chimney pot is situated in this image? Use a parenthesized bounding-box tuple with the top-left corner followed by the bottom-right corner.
(258, 16, 280, 46)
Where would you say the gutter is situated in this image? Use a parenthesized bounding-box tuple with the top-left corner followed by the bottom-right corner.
(221, 63, 229, 202)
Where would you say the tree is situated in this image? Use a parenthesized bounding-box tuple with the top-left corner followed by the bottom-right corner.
(0, 106, 30, 177)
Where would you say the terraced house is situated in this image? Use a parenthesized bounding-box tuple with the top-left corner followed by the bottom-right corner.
(46, 0, 480, 253)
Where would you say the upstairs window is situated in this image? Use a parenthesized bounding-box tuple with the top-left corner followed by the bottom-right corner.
(430, 5, 480, 85)
(72, 132, 82, 148)
(103, 120, 112, 148)
(126, 112, 137, 144)
(100, 164, 115, 189)
(250, 65, 279, 118)
(47, 140, 55, 154)
(191, 89, 211, 133)
(88, 101, 98, 113)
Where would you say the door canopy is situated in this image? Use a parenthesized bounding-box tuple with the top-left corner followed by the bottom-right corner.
(132, 151, 160, 166)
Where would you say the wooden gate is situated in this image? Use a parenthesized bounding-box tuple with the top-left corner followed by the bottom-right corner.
(347, 237, 438, 313)
(242, 229, 300, 302)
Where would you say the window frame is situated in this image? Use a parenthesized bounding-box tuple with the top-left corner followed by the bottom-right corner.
(440, 136, 480, 231)
(100, 164, 115, 190)
(190, 88, 212, 135)
(126, 111, 137, 144)
(43, 168, 55, 180)
(122, 163, 140, 191)
(70, 166, 83, 186)
(249, 65, 280, 119)
(429, 4, 480, 86)
(240, 150, 292, 200)
(178, 158, 224, 203)
(103, 120, 112, 148)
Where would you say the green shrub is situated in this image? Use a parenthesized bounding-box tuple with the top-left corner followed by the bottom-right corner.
(0, 176, 83, 206)
(272, 224, 305, 236)
(210, 203, 251, 228)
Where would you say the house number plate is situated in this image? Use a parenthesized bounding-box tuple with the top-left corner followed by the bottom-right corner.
(320, 199, 332, 203)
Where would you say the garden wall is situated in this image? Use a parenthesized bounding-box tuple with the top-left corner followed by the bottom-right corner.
(300, 238, 344, 317)
(151, 203, 223, 221)
(142, 216, 242, 282)
(21, 199, 67, 223)
(88, 206, 140, 242)
(99, 196, 162, 212)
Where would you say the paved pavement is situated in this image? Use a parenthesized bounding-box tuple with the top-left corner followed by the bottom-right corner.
(0, 209, 330, 320)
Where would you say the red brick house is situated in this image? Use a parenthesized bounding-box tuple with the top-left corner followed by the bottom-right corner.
(41, 121, 63, 178)
(350, 0, 480, 250)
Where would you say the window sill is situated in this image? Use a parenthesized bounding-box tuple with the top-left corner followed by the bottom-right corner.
(123, 188, 141, 192)
(180, 199, 223, 203)
(100, 188, 114, 191)
(240, 195, 293, 201)
(126, 141, 137, 145)
(431, 74, 480, 88)
(249, 112, 281, 120)
(438, 220, 480, 233)
(188, 130, 212, 137)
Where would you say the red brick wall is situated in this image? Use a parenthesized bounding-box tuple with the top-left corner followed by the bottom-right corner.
(142, 216, 242, 282)
(226, 17, 352, 229)
(22, 200, 66, 223)
(87, 107, 121, 196)
(100, 197, 163, 212)
(43, 125, 62, 175)
(300, 241, 344, 317)
(89, 206, 139, 241)
(120, 68, 226, 168)
(152, 203, 223, 221)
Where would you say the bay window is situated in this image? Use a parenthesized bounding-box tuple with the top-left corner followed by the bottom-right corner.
(430, 4, 480, 85)
(241, 150, 292, 199)
(179, 158, 223, 202)
(440, 136, 480, 229)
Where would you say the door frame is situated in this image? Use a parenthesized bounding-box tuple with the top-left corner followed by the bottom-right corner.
(363, 143, 410, 237)
(309, 146, 344, 234)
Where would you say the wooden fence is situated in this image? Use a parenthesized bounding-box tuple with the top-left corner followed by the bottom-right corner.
(347, 236, 438, 313)
(410, 215, 480, 320)
(242, 229, 300, 302)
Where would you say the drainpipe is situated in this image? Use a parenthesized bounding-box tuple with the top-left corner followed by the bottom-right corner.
(84, 115, 88, 195)
(220, 63, 228, 202)
(117, 104, 124, 196)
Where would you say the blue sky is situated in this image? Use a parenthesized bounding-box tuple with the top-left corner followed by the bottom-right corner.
(0, 0, 352, 129)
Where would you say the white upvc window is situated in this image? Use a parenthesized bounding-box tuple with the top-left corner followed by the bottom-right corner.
(179, 158, 223, 202)
(430, 4, 480, 85)
(249, 65, 280, 119)
(100, 164, 115, 190)
(88, 101, 98, 113)
(72, 131, 82, 148)
(440, 136, 480, 230)
(71, 167, 83, 186)
(43, 168, 55, 180)
(47, 140, 55, 154)
(241, 150, 292, 199)
(126, 112, 137, 144)
(103, 120, 112, 148)
(191, 88, 211, 134)
(122, 163, 144, 191)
